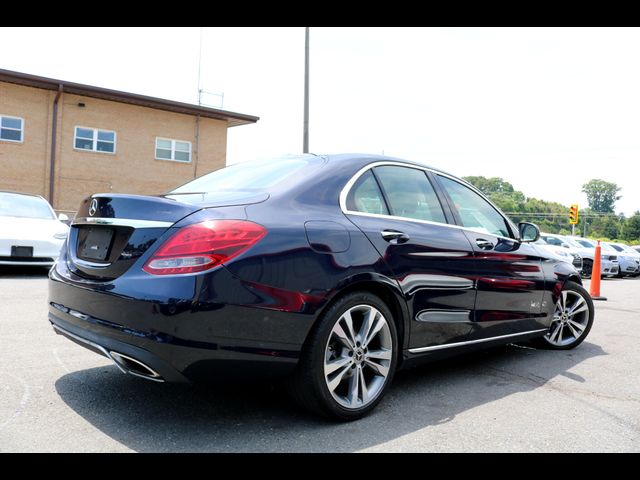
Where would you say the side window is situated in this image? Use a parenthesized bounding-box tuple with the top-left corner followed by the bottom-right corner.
(544, 236, 562, 246)
(437, 175, 512, 238)
(345, 170, 389, 215)
(374, 166, 446, 223)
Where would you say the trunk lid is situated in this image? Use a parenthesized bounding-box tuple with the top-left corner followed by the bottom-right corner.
(67, 192, 267, 280)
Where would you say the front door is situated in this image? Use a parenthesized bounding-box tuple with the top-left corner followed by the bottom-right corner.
(434, 174, 547, 338)
(342, 164, 478, 350)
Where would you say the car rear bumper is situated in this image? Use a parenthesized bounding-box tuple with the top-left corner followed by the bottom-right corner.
(48, 264, 311, 383)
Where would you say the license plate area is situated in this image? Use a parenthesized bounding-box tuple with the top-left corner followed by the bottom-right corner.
(78, 227, 114, 261)
(11, 246, 33, 257)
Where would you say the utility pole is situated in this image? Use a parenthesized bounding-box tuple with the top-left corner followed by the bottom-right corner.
(303, 27, 310, 153)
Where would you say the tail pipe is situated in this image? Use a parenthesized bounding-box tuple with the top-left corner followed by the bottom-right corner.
(52, 324, 164, 382)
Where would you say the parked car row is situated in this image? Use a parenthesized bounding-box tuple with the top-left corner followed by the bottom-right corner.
(535, 232, 640, 279)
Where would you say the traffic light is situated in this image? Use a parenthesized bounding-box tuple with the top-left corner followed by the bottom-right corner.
(569, 204, 579, 225)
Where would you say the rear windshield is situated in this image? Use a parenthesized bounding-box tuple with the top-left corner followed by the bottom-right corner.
(171, 156, 319, 194)
(0, 192, 55, 219)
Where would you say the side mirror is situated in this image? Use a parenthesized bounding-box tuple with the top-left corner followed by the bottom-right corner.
(561, 243, 570, 248)
(58, 213, 69, 221)
(519, 222, 540, 243)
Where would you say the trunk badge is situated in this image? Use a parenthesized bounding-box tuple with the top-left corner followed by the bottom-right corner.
(89, 199, 98, 216)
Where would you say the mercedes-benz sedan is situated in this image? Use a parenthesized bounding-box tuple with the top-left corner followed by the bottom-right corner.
(48, 154, 594, 420)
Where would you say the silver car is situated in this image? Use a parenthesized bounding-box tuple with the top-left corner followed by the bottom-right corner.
(607, 242, 640, 277)
(565, 237, 620, 278)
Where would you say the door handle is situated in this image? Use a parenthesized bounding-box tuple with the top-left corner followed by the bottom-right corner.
(381, 230, 410, 244)
(475, 239, 494, 250)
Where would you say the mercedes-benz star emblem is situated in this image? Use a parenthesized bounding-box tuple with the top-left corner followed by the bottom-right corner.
(89, 199, 98, 217)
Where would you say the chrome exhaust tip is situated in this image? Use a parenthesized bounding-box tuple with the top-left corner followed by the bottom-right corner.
(109, 351, 165, 383)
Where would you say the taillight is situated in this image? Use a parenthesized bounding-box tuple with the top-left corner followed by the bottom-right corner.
(143, 220, 266, 275)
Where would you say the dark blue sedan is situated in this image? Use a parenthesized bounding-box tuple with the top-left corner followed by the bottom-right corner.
(48, 154, 594, 420)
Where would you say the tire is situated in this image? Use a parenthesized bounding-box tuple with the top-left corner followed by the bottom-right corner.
(287, 291, 399, 420)
(533, 281, 594, 350)
(581, 259, 593, 278)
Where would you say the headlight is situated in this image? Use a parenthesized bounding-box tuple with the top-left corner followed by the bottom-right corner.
(54, 230, 68, 240)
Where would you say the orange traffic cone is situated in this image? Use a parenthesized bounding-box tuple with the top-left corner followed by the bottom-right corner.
(589, 240, 607, 301)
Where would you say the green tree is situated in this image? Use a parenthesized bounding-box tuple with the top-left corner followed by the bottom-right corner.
(623, 211, 640, 242)
(463, 176, 515, 195)
(581, 179, 621, 213)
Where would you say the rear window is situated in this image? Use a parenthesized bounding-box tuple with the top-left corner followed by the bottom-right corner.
(0, 192, 55, 219)
(171, 156, 319, 194)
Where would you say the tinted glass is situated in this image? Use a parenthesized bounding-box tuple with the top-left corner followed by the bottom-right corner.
(75, 138, 93, 150)
(438, 175, 511, 237)
(543, 236, 563, 246)
(345, 170, 389, 215)
(171, 156, 316, 193)
(1, 128, 21, 141)
(97, 130, 114, 142)
(374, 166, 446, 223)
(174, 150, 190, 162)
(1, 117, 22, 129)
(156, 148, 171, 159)
(611, 245, 624, 252)
(96, 141, 114, 152)
(577, 240, 595, 248)
(76, 128, 93, 139)
(0, 192, 55, 219)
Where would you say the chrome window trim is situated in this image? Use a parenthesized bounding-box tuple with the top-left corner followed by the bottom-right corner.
(338, 161, 517, 242)
(408, 328, 548, 354)
(73, 217, 173, 229)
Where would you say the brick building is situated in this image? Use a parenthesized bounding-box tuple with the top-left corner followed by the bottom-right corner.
(0, 69, 258, 212)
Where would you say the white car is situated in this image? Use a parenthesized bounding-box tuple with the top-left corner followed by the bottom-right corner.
(0, 191, 69, 267)
(568, 237, 620, 278)
(607, 242, 640, 277)
(538, 233, 583, 271)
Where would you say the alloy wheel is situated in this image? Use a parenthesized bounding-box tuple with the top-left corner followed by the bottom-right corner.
(545, 289, 590, 347)
(323, 304, 393, 409)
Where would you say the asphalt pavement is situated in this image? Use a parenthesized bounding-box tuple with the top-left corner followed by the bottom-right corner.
(0, 266, 638, 452)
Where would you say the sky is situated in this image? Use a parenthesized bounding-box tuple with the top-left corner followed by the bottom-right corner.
(1, 27, 639, 215)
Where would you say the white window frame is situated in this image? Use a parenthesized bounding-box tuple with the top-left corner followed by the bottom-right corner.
(73, 126, 117, 154)
(0, 115, 24, 143)
(155, 137, 192, 163)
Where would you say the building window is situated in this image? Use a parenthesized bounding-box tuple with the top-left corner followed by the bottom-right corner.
(155, 138, 192, 163)
(74, 126, 116, 153)
(0, 115, 24, 142)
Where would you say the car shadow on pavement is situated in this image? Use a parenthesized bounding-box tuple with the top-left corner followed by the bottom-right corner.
(54, 341, 606, 452)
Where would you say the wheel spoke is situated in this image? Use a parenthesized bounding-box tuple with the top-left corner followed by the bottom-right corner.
(327, 363, 352, 392)
(358, 366, 369, 404)
(568, 319, 586, 333)
(570, 304, 588, 316)
(358, 308, 376, 344)
(548, 323, 562, 343)
(363, 316, 385, 348)
(348, 367, 360, 406)
(566, 322, 580, 339)
(366, 348, 392, 361)
(341, 310, 358, 348)
(561, 290, 568, 311)
(364, 358, 389, 377)
(568, 296, 586, 315)
(324, 356, 352, 376)
(332, 323, 355, 350)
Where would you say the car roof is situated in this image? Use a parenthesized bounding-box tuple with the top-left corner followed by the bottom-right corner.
(0, 190, 46, 200)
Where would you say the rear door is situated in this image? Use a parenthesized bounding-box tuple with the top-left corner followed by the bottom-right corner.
(434, 174, 547, 337)
(342, 164, 478, 350)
